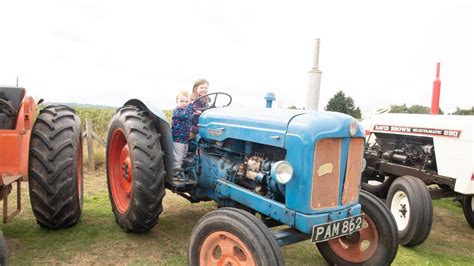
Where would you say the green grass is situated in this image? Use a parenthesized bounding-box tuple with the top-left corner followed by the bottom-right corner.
(2, 172, 473, 265)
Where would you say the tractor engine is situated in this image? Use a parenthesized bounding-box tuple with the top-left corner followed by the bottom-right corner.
(366, 133, 437, 171)
(195, 139, 286, 202)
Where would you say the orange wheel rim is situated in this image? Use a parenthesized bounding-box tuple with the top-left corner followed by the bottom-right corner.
(109, 128, 133, 214)
(200, 231, 256, 266)
(327, 213, 379, 263)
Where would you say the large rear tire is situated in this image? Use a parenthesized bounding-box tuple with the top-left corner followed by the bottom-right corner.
(386, 175, 432, 246)
(188, 208, 284, 266)
(462, 195, 474, 228)
(316, 190, 399, 265)
(28, 105, 83, 229)
(106, 105, 166, 233)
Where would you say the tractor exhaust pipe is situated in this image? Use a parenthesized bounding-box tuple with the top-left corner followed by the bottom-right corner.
(430, 62, 441, 115)
(305, 38, 322, 111)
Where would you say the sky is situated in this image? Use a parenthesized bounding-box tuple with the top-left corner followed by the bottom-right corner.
(0, 0, 472, 116)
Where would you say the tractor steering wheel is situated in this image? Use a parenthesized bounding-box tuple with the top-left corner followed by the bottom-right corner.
(192, 92, 232, 112)
(0, 99, 16, 117)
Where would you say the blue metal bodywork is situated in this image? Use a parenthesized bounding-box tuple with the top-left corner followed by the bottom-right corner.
(198, 107, 365, 234)
(124, 100, 365, 236)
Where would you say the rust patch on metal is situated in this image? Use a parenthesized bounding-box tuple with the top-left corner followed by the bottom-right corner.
(311, 139, 341, 210)
(342, 138, 364, 205)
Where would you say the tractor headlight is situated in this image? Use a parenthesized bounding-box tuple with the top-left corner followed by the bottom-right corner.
(271, 161, 294, 185)
(350, 120, 358, 136)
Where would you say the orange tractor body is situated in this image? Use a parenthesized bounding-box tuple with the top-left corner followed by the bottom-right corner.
(0, 86, 83, 228)
(0, 94, 36, 179)
(0, 88, 36, 222)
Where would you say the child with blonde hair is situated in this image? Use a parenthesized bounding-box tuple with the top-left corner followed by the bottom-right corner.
(171, 90, 194, 173)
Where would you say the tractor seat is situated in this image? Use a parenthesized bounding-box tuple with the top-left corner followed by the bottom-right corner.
(0, 87, 25, 129)
(0, 87, 26, 113)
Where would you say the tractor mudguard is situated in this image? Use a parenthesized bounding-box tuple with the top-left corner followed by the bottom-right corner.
(122, 99, 174, 183)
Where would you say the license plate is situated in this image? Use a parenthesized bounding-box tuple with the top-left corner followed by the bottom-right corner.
(311, 214, 364, 243)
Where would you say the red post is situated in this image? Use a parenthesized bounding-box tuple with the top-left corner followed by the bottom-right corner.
(430, 62, 441, 115)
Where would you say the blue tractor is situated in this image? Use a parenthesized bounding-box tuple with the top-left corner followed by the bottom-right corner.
(106, 92, 399, 265)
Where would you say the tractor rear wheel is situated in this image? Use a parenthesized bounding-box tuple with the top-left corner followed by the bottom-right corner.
(188, 208, 284, 266)
(463, 195, 474, 228)
(386, 175, 433, 246)
(316, 190, 399, 265)
(28, 105, 83, 229)
(106, 105, 166, 233)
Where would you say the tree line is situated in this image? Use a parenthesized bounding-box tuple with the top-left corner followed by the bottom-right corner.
(324, 90, 474, 118)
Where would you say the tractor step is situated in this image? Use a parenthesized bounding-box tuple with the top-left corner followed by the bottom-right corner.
(0, 174, 22, 223)
(172, 178, 197, 186)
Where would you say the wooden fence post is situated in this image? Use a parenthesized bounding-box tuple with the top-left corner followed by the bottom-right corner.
(86, 118, 95, 170)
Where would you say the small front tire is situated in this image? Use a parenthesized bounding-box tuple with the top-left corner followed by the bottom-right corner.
(463, 195, 474, 228)
(361, 175, 396, 198)
(386, 175, 432, 246)
(188, 208, 284, 266)
(316, 190, 399, 265)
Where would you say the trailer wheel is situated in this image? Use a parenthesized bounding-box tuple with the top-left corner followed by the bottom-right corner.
(106, 105, 165, 233)
(463, 195, 474, 228)
(188, 208, 284, 266)
(316, 190, 398, 265)
(386, 175, 432, 246)
(29, 105, 83, 229)
(361, 175, 396, 198)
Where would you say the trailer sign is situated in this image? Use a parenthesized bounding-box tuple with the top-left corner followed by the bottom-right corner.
(373, 124, 461, 138)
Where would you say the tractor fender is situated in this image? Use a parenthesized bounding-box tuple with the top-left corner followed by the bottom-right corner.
(123, 99, 174, 182)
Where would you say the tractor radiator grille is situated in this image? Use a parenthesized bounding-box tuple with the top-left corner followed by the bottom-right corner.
(310, 138, 365, 210)
(342, 138, 364, 205)
(310, 138, 341, 210)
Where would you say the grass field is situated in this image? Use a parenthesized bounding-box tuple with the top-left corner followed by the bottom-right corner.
(1, 169, 473, 265)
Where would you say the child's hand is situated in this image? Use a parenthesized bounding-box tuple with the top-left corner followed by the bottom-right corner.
(194, 110, 202, 115)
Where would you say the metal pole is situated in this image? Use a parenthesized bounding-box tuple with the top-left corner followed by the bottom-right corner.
(306, 39, 322, 111)
(430, 63, 441, 115)
(86, 118, 95, 170)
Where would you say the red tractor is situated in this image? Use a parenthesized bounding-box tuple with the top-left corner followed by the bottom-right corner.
(0, 86, 83, 228)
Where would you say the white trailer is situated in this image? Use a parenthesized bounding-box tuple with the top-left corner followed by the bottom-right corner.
(362, 113, 474, 246)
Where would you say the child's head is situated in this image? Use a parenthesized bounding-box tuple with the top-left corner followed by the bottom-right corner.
(191, 79, 209, 100)
(176, 90, 191, 108)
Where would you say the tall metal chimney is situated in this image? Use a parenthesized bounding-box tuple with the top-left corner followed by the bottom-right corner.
(305, 39, 322, 111)
(430, 62, 441, 115)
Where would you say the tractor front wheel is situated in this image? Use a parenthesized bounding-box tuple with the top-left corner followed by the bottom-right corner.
(361, 175, 396, 198)
(463, 195, 474, 228)
(188, 208, 284, 266)
(386, 175, 433, 246)
(28, 105, 83, 229)
(316, 190, 399, 265)
(106, 105, 166, 233)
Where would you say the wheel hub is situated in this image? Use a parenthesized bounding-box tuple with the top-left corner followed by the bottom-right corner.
(200, 231, 256, 266)
(327, 213, 379, 263)
(399, 203, 407, 217)
(391, 191, 410, 231)
(109, 128, 133, 213)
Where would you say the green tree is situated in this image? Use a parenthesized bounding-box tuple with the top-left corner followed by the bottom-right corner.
(451, 106, 474, 115)
(325, 91, 361, 119)
(389, 104, 443, 114)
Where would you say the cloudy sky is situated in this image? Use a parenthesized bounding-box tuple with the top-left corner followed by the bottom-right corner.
(0, 0, 472, 115)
